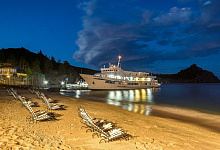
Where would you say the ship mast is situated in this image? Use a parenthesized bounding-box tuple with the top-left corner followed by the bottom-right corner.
(117, 55, 121, 67)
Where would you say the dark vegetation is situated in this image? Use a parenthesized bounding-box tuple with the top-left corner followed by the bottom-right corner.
(0, 47, 219, 85)
(0, 47, 98, 86)
(156, 64, 220, 83)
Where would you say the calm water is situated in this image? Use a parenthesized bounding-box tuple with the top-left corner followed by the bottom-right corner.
(60, 83, 220, 116)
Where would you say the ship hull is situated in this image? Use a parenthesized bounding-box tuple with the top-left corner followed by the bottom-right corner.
(80, 74, 160, 90)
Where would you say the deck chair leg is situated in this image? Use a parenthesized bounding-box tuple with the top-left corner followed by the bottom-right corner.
(86, 128, 93, 132)
(92, 133, 99, 138)
(99, 139, 106, 144)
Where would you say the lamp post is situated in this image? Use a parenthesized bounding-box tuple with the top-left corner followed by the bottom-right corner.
(61, 81, 65, 88)
(43, 80, 48, 89)
(7, 75, 10, 85)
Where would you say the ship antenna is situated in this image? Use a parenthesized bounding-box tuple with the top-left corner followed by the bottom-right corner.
(117, 55, 121, 67)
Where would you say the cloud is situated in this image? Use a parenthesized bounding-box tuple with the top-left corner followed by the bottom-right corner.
(77, 0, 96, 16)
(73, 0, 220, 71)
(153, 7, 192, 26)
(203, 0, 212, 6)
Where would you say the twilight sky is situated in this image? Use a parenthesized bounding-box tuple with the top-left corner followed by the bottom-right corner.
(0, 0, 220, 77)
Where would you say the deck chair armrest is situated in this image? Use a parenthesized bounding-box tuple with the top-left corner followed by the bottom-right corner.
(34, 110, 45, 113)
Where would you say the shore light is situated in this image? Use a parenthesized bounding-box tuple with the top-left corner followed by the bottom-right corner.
(43, 80, 48, 84)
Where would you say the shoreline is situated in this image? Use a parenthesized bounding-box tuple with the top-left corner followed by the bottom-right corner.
(60, 90, 220, 133)
(75, 96, 220, 134)
(1, 88, 220, 149)
(150, 105, 220, 133)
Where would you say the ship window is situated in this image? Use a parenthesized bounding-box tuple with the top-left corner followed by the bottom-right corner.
(128, 83, 138, 85)
(145, 83, 151, 85)
(105, 80, 115, 84)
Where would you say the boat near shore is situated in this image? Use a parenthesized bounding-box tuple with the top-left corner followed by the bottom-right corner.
(80, 56, 161, 90)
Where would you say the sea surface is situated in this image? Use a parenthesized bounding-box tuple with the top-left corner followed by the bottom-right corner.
(60, 83, 220, 116)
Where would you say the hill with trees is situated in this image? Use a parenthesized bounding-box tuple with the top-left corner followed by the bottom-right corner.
(1, 48, 219, 85)
(0, 47, 98, 86)
(156, 64, 220, 83)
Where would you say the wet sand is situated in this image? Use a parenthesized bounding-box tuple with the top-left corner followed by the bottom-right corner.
(0, 88, 220, 150)
(151, 105, 220, 133)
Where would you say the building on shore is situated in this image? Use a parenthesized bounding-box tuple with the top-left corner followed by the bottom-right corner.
(0, 63, 45, 87)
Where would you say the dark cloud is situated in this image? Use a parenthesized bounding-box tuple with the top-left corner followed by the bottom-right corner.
(157, 40, 170, 45)
(178, 0, 206, 3)
(73, 0, 220, 71)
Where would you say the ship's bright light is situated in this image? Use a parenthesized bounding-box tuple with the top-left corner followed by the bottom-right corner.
(115, 76, 121, 79)
(146, 78, 151, 81)
(109, 75, 114, 78)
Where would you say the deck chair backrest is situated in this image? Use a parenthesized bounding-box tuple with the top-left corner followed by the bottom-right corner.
(79, 109, 105, 134)
(42, 96, 51, 108)
(11, 91, 18, 100)
(7, 89, 12, 95)
(28, 88, 35, 94)
(17, 95, 26, 103)
(35, 90, 41, 98)
(24, 102, 37, 119)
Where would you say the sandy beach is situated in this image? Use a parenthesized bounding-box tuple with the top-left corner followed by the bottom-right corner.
(0, 87, 220, 150)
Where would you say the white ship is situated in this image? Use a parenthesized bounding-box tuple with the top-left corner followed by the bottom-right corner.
(80, 56, 161, 90)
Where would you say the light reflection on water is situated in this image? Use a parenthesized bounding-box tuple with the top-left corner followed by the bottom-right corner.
(106, 89, 156, 115)
(60, 84, 220, 115)
(60, 88, 159, 116)
(106, 89, 155, 104)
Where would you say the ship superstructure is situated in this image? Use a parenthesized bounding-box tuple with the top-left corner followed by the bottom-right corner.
(80, 56, 160, 90)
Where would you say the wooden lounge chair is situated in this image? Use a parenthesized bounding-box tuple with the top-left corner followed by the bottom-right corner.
(23, 102, 51, 122)
(99, 128, 127, 143)
(7, 88, 18, 100)
(40, 93, 54, 103)
(77, 106, 132, 143)
(41, 93, 61, 110)
(7, 88, 12, 95)
(34, 90, 42, 99)
(28, 88, 35, 94)
(78, 107, 114, 131)
(17, 95, 38, 107)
